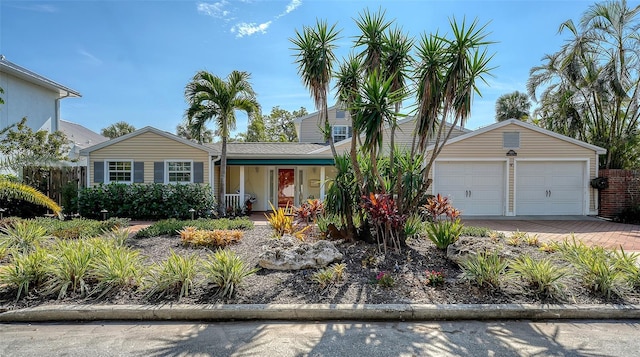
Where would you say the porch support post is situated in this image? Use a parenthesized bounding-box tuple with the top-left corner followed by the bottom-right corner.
(320, 166, 326, 201)
(239, 166, 245, 210)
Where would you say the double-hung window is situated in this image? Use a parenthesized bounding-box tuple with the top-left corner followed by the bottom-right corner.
(107, 161, 133, 183)
(167, 161, 192, 183)
(332, 125, 352, 142)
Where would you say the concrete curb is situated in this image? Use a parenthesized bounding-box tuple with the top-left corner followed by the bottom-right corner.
(1, 304, 640, 322)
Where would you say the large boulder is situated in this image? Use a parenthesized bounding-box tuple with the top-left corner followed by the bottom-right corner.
(258, 239, 343, 270)
(446, 236, 521, 266)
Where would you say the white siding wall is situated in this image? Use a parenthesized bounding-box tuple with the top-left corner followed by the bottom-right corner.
(0, 72, 58, 132)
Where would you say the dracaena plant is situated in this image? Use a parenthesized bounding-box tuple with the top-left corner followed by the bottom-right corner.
(361, 193, 406, 252)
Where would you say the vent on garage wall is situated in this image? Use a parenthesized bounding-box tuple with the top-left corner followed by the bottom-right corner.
(503, 132, 520, 149)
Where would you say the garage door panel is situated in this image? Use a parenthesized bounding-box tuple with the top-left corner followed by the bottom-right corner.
(516, 161, 584, 215)
(435, 161, 505, 216)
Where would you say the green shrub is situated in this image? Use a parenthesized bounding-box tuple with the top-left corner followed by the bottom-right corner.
(0, 247, 51, 300)
(460, 251, 509, 289)
(77, 183, 216, 220)
(311, 263, 346, 289)
(461, 226, 497, 238)
(0, 220, 50, 253)
(613, 248, 640, 288)
(616, 204, 640, 224)
(202, 249, 258, 298)
(145, 251, 200, 299)
(136, 218, 253, 238)
(44, 239, 97, 299)
(91, 244, 145, 297)
(403, 214, 424, 240)
(426, 219, 464, 249)
(30, 217, 130, 240)
(558, 238, 629, 299)
(511, 255, 566, 298)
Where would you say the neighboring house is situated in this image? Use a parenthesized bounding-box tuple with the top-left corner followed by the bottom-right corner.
(59, 120, 108, 166)
(80, 108, 605, 216)
(0, 55, 81, 133)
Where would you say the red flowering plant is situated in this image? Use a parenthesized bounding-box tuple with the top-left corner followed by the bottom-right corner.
(425, 270, 445, 286)
(361, 193, 407, 252)
(422, 194, 464, 249)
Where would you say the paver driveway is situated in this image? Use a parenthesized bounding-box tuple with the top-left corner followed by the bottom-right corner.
(464, 216, 640, 251)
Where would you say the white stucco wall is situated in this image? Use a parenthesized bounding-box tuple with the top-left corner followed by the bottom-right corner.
(0, 71, 58, 132)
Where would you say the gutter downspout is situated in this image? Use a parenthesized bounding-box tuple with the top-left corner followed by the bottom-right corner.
(54, 91, 71, 132)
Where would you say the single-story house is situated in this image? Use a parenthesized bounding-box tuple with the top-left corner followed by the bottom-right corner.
(79, 114, 605, 216)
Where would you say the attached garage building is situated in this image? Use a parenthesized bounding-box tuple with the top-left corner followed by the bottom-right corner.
(429, 119, 606, 216)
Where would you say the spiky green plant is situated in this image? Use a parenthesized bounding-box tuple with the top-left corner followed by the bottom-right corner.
(202, 249, 258, 299)
(0, 220, 50, 254)
(460, 251, 509, 289)
(613, 248, 640, 288)
(0, 247, 51, 300)
(511, 255, 567, 298)
(145, 251, 200, 299)
(426, 219, 464, 249)
(91, 245, 145, 298)
(0, 180, 62, 218)
(44, 239, 96, 299)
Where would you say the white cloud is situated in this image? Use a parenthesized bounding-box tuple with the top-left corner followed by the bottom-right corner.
(231, 21, 272, 38)
(77, 49, 102, 66)
(197, 1, 230, 18)
(284, 0, 301, 14)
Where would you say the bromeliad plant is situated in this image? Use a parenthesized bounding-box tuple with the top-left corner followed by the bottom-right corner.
(295, 199, 324, 224)
(423, 194, 463, 249)
(361, 193, 406, 252)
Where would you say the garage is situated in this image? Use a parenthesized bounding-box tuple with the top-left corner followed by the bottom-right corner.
(434, 161, 506, 216)
(515, 161, 585, 215)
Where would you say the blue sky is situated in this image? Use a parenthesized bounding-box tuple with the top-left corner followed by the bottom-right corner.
(0, 0, 624, 137)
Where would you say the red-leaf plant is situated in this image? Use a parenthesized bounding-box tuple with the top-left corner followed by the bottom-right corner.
(295, 199, 325, 225)
(422, 194, 460, 222)
(361, 193, 407, 253)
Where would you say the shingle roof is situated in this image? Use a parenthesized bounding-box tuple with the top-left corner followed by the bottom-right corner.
(205, 142, 331, 156)
(59, 120, 108, 150)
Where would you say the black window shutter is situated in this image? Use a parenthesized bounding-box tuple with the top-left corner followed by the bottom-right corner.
(154, 162, 164, 183)
(193, 162, 204, 183)
(134, 162, 144, 183)
(94, 161, 104, 183)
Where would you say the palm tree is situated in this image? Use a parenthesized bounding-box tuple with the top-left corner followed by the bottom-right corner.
(0, 180, 62, 218)
(185, 70, 259, 216)
(291, 19, 341, 158)
(412, 17, 493, 210)
(495, 91, 531, 121)
(528, 0, 640, 169)
(176, 121, 214, 143)
(100, 121, 136, 139)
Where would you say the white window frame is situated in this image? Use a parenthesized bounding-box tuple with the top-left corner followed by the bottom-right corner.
(105, 160, 134, 184)
(165, 160, 194, 184)
(332, 125, 352, 142)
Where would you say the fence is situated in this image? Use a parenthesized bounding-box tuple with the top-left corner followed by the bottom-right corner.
(22, 166, 86, 206)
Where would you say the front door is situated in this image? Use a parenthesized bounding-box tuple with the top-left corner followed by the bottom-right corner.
(278, 168, 295, 207)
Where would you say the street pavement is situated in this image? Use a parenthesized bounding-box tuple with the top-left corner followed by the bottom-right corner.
(1, 320, 640, 356)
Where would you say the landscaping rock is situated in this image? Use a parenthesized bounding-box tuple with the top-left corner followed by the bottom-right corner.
(258, 239, 343, 270)
(446, 236, 521, 265)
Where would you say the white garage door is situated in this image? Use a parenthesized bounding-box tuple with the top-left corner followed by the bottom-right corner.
(434, 161, 505, 216)
(516, 161, 585, 215)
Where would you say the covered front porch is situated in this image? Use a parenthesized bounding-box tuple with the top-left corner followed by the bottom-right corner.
(216, 159, 336, 212)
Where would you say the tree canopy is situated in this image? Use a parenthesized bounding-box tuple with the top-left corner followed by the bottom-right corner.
(495, 91, 531, 122)
(101, 121, 136, 139)
(527, 0, 640, 169)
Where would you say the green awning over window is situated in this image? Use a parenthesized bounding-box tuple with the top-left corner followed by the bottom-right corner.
(221, 158, 335, 166)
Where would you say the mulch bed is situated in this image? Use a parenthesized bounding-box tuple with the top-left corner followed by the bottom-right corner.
(2, 225, 639, 308)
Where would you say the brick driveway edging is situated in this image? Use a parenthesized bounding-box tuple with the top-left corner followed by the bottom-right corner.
(463, 217, 640, 251)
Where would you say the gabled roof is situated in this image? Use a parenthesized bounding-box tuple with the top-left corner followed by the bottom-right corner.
(79, 126, 218, 155)
(0, 55, 81, 98)
(206, 142, 332, 158)
(425, 119, 607, 154)
(60, 120, 108, 149)
(293, 104, 338, 123)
